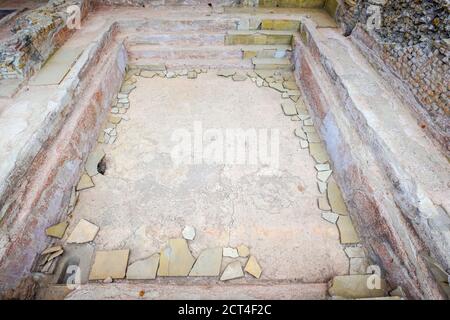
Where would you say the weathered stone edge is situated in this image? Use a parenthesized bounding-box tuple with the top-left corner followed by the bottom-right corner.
(0, 24, 126, 297)
(293, 18, 447, 299)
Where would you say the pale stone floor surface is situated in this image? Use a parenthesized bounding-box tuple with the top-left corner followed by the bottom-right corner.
(67, 73, 348, 282)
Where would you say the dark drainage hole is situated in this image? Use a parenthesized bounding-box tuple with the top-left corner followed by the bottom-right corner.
(97, 157, 107, 175)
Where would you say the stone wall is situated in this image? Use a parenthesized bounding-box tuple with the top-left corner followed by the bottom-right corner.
(93, 0, 240, 6)
(0, 0, 91, 80)
(92, 0, 327, 7)
(335, 0, 450, 154)
(258, 0, 325, 8)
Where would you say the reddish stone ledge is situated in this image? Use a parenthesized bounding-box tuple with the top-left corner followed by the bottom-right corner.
(293, 18, 449, 299)
(0, 26, 126, 297)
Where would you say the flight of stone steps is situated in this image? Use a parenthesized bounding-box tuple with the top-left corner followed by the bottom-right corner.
(124, 17, 297, 71)
(224, 19, 299, 71)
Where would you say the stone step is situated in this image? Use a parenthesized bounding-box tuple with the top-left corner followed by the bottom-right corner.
(259, 0, 326, 8)
(129, 58, 254, 70)
(124, 33, 226, 46)
(242, 45, 292, 59)
(119, 18, 238, 33)
(40, 281, 329, 300)
(260, 19, 301, 31)
(252, 58, 292, 70)
(127, 45, 292, 61)
(29, 45, 85, 86)
(225, 30, 294, 45)
(128, 45, 244, 60)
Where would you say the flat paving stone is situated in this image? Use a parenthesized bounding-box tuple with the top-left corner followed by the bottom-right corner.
(327, 179, 348, 215)
(140, 70, 157, 78)
(66, 219, 99, 244)
(322, 211, 339, 224)
(318, 197, 331, 211)
(245, 256, 262, 279)
(120, 84, 136, 94)
(302, 125, 317, 133)
(329, 275, 386, 299)
(306, 131, 321, 143)
(283, 81, 297, 90)
(269, 81, 286, 92)
(29, 46, 84, 85)
(158, 238, 195, 277)
(337, 216, 360, 244)
(315, 163, 331, 171)
(237, 245, 250, 258)
(46, 221, 69, 239)
(189, 247, 222, 277)
(350, 257, 369, 275)
(126, 254, 160, 280)
(300, 139, 309, 149)
(223, 247, 239, 258)
(220, 261, 244, 281)
(89, 249, 130, 280)
(298, 114, 310, 120)
(309, 143, 330, 164)
(182, 226, 196, 240)
(41, 245, 63, 255)
(317, 170, 332, 183)
(255, 70, 274, 79)
(47, 249, 64, 262)
(187, 71, 197, 79)
(217, 70, 235, 77)
(232, 73, 247, 81)
(281, 101, 298, 116)
(317, 181, 327, 193)
(109, 115, 122, 125)
(344, 246, 366, 258)
(76, 173, 95, 191)
(294, 127, 307, 140)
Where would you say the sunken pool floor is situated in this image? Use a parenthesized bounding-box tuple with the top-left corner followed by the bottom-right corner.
(36, 67, 373, 299)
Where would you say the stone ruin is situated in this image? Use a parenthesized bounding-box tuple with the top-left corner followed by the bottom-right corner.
(0, 0, 448, 300)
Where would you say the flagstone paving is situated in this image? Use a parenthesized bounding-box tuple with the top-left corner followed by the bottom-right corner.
(66, 219, 99, 244)
(189, 248, 222, 277)
(126, 254, 160, 280)
(45, 221, 68, 239)
(65, 70, 352, 284)
(89, 249, 130, 280)
(221, 261, 244, 281)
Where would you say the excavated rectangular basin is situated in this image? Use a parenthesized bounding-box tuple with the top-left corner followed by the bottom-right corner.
(0, 6, 448, 300)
